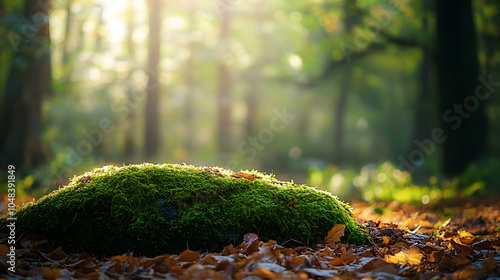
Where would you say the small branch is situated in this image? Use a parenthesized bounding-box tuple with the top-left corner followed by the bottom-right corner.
(296, 43, 386, 88)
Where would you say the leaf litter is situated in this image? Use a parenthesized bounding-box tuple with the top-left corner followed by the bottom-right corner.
(1, 198, 499, 279)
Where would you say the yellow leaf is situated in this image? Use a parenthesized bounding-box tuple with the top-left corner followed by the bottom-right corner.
(42, 267, 61, 279)
(324, 224, 345, 244)
(385, 246, 422, 266)
(382, 236, 390, 245)
(458, 230, 477, 245)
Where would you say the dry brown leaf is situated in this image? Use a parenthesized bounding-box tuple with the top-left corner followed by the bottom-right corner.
(73, 270, 101, 280)
(222, 244, 234, 256)
(329, 256, 343, 266)
(177, 250, 200, 262)
(232, 172, 255, 181)
(319, 246, 333, 257)
(243, 239, 260, 256)
(324, 224, 345, 244)
(139, 255, 168, 268)
(385, 246, 422, 266)
(340, 252, 360, 264)
(451, 239, 473, 256)
(251, 267, 282, 279)
(429, 250, 444, 263)
(0, 244, 10, 255)
(215, 260, 231, 271)
(47, 246, 67, 262)
(110, 254, 132, 262)
(293, 246, 308, 253)
(202, 255, 219, 266)
(360, 258, 400, 274)
(243, 233, 259, 244)
(293, 256, 305, 267)
(41, 267, 62, 279)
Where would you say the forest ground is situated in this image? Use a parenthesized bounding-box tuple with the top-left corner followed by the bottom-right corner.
(1, 196, 500, 279)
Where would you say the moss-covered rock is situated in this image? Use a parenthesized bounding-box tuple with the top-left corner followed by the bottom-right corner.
(1, 163, 369, 256)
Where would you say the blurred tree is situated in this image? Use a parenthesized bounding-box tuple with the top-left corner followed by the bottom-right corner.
(123, 0, 137, 158)
(184, 0, 195, 157)
(244, 0, 264, 139)
(217, 12, 232, 159)
(408, 0, 434, 163)
(60, 0, 72, 71)
(436, 0, 487, 176)
(0, 0, 52, 168)
(332, 0, 358, 165)
(481, 0, 499, 75)
(144, 0, 161, 158)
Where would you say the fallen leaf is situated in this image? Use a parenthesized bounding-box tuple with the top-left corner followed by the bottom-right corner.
(0, 244, 10, 255)
(222, 244, 234, 256)
(232, 172, 255, 181)
(301, 268, 337, 278)
(243, 239, 260, 256)
(41, 267, 61, 279)
(202, 255, 218, 266)
(382, 236, 390, 245)
(243, 233, 259, 244)
(360, 258, 398, 274)
(177, 250, 200, 262)
(451, 239, 472, 256)
(385, 246, 422, 266)
(324, 224, 345, 244)
(47, 246, 67, 262)
(251, 267, 282, 279)
(340, 252, 361, 264)
(458, 230, 477, 245)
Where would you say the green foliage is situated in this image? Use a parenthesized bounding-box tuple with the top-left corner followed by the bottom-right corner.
(1, 163, 370, 256)
(308, 160, 499, 205)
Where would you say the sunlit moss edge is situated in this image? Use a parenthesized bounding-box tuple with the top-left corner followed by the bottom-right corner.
(1, 163, 369, 256)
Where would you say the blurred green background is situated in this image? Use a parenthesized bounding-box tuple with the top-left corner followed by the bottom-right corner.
(1, 0, 499, 206)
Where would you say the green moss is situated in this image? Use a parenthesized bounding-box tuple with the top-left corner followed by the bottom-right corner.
(1, 163, 369, 256)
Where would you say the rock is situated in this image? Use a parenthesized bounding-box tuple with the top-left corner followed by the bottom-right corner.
(1, 163, 369, 256)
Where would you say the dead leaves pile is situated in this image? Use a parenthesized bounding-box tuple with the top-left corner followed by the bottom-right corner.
(1, 200, 500, 279)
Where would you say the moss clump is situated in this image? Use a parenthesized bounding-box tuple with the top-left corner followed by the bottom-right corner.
(2, 163, 369, 256)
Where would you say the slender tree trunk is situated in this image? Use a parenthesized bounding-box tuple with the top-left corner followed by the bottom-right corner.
(61, 0, 72, 66)
(332, 0, 357, 164)
(123, 0, 136, 158)
(184, 0, 195, 156)
(144, 0, 161, 158)
(0, 0, 52, 167)
(410, 0, 433, 156)
(217, 13, 231, 157)
(436, 0, 486, 176)
(332, 65, 351, 164)
(245, 66, 259, 138)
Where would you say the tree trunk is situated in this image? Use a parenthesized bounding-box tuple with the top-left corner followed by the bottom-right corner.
(61, 0, 72, 66)
(217, 13, 232, 157)
(0, 0, 52, 168)
(332, 0, 357, 164)
(184, 0, 195, 157)
(124, 0, 136, 158)
(409, 0, 433, 158)
(244, 1, 266, 139)
(144, 0, 161, 158)
(436, 0, 486, 176)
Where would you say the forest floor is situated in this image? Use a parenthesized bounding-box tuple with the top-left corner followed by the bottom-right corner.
(1, 196, 500, 279)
